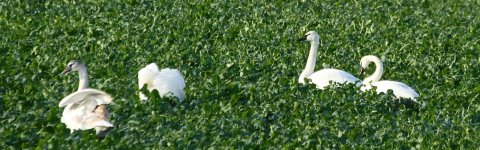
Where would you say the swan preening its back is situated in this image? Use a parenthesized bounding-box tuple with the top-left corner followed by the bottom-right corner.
(59, 60, 113, 139)
(359, 55, 419, 100)
(138, 63, 186, 101)
(298, 31, 360, 89)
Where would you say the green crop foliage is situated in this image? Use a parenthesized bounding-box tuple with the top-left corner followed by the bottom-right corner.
(1, 0, 479, 149)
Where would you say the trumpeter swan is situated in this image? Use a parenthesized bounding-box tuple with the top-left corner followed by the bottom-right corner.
(138, 63, 186, 101)
(298, 31, 360, 89)
(360, 55, 419, 100)
(59, 60, 113, 139)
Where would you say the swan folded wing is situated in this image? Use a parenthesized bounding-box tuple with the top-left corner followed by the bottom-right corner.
(159, 68, 184, 77)
(373, 81, 419, 99)
(158, 68, 186, 88)
(153, 76, 185, 95)
(59, 89, 112, 107)
(151, 69, 186, 100)
(309, 69, 359, 84)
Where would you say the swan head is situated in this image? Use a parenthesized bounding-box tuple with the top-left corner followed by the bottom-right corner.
(359, 55, 381, 76)
(359, 57, 372, 76)
(359, 55, 384, 85)
(298, 31, 319, 42)
(62, 60, 86, 74)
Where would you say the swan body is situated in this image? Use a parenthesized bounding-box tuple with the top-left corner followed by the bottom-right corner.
(298, 31, 360, 89)
(60, 60, 113, 139)
(307, 69, 360, 89)
(360, 55, 419, 100)
(361, 81, 419, 99)
(138, 63, 186, 101)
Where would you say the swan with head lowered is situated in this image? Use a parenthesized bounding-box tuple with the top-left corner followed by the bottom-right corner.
(138, 63, 185, 101)
(359, 55, 419, 101)
(298, 31, 361, 89)
(59, 60, 113, 139)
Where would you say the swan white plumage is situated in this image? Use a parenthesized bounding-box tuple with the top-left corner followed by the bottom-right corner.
(59, 60, 113, 139)
(359, 55, 419, 100)
(138, 63, 186, 101)
(298, 31, 361, 89)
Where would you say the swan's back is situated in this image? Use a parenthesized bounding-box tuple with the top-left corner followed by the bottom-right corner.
(308, 69, 360, 89)
(59, 89, 113, 132)
(371, 80, 419, 100)
(59, 89, 112, 107)
(152, 68, 186, 101)
(138, 63, 186, 101)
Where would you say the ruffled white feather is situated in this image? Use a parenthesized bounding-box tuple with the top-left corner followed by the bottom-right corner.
(138, 63, 186, 101)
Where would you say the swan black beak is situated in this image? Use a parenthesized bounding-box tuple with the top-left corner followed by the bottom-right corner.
(298, 35, 307, 42)
(61, 66, 72, 75)
(359, 67, 365, 76)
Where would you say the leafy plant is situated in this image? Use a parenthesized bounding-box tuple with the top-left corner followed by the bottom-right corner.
(1, 0, 479, 149)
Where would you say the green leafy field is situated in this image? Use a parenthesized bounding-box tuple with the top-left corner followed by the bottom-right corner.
(1, 0, 480, 149)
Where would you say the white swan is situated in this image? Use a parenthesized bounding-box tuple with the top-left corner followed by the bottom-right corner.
(359, 55, 419, 100)
(298, 31, 360, 89)
(59, 60, 113, 139)
(138, 63, 186, 101)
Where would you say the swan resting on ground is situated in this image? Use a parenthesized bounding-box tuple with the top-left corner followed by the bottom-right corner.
(298, 31, 361, 89)
(59, 60, 113, 139)
(138, 63, 186, 101)
(359, 55, 419, 101)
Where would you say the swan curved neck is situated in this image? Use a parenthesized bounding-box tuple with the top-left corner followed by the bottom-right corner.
(77, 68, 89, 90)
(363, 57, 383, 84)
(299, 41, 319, 83)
